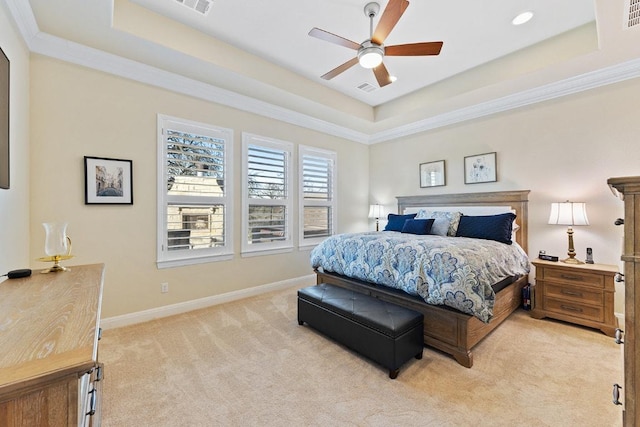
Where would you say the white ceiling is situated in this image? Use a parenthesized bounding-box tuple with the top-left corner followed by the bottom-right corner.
(127, 0, 596, 106)
(19, 0, 639, 143)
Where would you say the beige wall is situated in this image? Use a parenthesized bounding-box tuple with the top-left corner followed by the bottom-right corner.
(0, 3, 30, 275)
(5, 0, 637, 320)
(29, 56, 369, 318)
(370, 78, 640, 314)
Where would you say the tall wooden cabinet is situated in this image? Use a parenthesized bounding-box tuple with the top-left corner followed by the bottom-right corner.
(0, 264, 105, 426)
(608, 176, 640, 426)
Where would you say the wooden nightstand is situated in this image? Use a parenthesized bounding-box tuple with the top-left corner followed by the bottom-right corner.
(531, 258, 618, 337)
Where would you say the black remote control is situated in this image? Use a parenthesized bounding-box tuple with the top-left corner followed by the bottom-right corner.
(5, 269, 32, 279)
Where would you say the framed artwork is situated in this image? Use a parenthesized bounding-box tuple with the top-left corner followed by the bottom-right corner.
(84, 156, 133, 204)
(464, 152, 497, 184)
(0, 46, 9, 190)
(420, 160, 446, 188)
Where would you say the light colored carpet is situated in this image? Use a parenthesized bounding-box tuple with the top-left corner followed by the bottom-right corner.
(99, 287, 622, 426)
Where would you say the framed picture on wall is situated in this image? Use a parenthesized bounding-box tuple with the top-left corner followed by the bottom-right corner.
(419, 160, 446, 188)
(0, 46, 9, 190)
(84, 156, 133, 204)
(464, 152, 497, 184)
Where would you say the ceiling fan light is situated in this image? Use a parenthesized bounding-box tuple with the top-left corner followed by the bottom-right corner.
(358, 44, 384, 69)
(512, 11, 534, 26)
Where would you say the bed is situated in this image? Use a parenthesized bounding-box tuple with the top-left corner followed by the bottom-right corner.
(312, 190, 530, 368)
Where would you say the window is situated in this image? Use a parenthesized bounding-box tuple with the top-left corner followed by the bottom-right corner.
(242, 133, 293, 255)
(157, 115, 233, 268)
(299, 145, 337, 247)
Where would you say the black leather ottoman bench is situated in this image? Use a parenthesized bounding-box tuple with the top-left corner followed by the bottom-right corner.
(298, 283, 424, 379)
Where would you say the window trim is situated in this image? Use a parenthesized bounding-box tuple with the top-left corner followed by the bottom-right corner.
(157, 114, 234, 268)
(298, 145, 338, 248)
(241, 132, 294, 256)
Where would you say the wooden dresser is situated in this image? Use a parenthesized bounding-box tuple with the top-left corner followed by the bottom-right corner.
(0, 264, 105, 427)
(608, 176, 640, 427)
(531, 258, 618, 337)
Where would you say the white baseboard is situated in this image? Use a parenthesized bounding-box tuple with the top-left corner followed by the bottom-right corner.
(101, 274, 316, 330)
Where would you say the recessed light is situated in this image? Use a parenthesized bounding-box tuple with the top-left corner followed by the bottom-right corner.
(512, 11, 534, 26)
(390, 75, 397, 82)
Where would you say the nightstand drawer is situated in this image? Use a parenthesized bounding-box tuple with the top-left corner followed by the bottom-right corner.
(543, 268, 604, 288)
(544, 283, 603, 306)
(545, 297, 604, 322)
(531, 259, 618, 337)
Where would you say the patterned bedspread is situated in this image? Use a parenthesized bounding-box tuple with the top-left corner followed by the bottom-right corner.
(310, 232, 530, 322)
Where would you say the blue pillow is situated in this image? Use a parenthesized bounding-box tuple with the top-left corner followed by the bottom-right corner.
(401, 218, 435, 235)
(455, 212, 516, 244)
(384, 213, 417, 232)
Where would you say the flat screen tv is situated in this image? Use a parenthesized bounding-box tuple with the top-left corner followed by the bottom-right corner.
(0, 46, 8, 189)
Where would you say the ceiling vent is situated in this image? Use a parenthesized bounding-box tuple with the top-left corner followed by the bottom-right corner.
(624, 0, 640, 29)
(356, 82, 378, 93)
(175, 0, 212, 16)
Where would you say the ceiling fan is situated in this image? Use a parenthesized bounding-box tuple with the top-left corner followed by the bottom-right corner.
(308, 0, 443, 88)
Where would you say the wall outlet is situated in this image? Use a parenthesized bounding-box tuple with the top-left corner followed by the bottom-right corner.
(161, 282, 169, 293)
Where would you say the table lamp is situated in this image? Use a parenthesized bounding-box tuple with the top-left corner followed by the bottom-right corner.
(368, 204, 383, 231)
(548, 201, 589, 264)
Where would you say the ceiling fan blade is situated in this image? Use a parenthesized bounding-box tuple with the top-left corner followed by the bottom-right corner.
(309, 28, 361, 50)
(385, 41, 443, 56)
(371, 0, 409, 45)
(373, 62, 393, 87)
(321, 57, 359, 80)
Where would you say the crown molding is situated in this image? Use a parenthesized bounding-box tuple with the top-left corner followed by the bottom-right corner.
(4, 0, 370, 144)
(5, 0, 640, 146)
(28, 31, 371, 144)
(370, 56, 640, 144)
(3, 0, 38, 45)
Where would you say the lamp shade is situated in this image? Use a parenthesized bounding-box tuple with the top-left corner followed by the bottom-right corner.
(548, 202, 589, 226)
(368, 204, 383, 219)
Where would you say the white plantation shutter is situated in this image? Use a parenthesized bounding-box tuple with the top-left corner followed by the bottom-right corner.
(247, 145, 287, 200)
(157, 115, 233, 268)
(299, 146, 337, 246)
(302, 155, 331, 201)
(242, 133, 293, 254)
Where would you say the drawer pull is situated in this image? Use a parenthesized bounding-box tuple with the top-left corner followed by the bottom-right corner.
(560, 274, 582, 281)
(96, 364, 104, 381)
(560, 305, 583, 313)
(613, 383, 623, 405)
(561, 289, 583, 297)
(87, 388, 97, 416)
(615, 328, 624, 345)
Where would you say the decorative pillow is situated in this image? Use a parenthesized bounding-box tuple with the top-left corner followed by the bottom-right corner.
(401, 218, 435, 235)
(384, 213, 417, 232)
(415, 210, 462, 236)
(455, 212, 517, 245)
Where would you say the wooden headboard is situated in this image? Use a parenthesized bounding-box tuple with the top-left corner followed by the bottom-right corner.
(396, 190, 530, 254)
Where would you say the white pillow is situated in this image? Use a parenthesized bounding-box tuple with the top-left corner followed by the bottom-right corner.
(415, 210, 462, 236)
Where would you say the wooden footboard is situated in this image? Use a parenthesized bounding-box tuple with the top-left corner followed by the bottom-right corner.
(316, 270, 528, 368)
